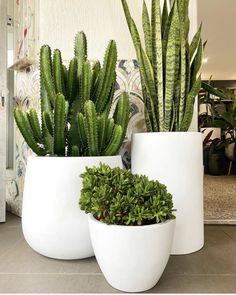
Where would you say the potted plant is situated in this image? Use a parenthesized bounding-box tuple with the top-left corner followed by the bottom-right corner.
(121, 0, 204, 254)
(14, 32, 130, 260)
(79, 163, 175, 292)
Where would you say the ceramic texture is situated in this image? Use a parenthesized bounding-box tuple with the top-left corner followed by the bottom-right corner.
(131, 132, 204, 255)
(22, 156, 122, 260)
(88, 214, 175, 292)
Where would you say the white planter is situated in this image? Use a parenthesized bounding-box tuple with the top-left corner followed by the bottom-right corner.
(88, 214, 175, 292)
(22, 155, 122, 260)
(131, 132, 204, 255)
(201, 127, 221, 142)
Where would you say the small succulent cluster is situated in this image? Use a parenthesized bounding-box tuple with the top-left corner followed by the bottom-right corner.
(79, 163, 175, 226)
(14, 32, 129, 157)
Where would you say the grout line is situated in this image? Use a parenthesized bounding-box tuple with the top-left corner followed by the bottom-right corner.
(221, 228, 236, 242)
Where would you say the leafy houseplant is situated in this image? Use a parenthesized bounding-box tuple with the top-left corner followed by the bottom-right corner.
(14, 31, 129, 157)
(17, 32, 129, 260)
(80, 163, 175, 225)
(122, 0, 204, 255)
(80, 163, 175, 292)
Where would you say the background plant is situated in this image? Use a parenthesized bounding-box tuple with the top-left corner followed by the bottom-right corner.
(14, 32, 129, 157)
(79, 163, 175, 226)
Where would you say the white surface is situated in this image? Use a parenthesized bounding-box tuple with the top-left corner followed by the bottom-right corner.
(39, 0, 197, 61)
(131, 132, 204, 255)
(88, 214, 175, 292)
(22, 156, 122, 259)
(201, 127, 221, 142)
(198, 0, 236, 80)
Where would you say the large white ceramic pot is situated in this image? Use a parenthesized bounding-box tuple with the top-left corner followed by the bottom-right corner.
(22, 156, 122, 260)
(131, 132, 204, 255)
(88, 214, 175, 292)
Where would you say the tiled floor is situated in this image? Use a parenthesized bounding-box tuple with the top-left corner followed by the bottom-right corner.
(1, 214, 236, 293)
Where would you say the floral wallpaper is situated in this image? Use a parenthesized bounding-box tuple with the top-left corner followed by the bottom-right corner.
(6, 60, 146, 217)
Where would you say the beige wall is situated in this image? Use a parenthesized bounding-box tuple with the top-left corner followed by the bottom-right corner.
(39, 0, 197, 60)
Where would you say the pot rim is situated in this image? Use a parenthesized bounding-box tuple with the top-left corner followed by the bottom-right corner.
(88, 213, 175, 230)
(132, 131, 202, 136)
(27, 155, 122, 160)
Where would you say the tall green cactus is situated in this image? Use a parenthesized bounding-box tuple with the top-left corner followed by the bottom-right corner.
(14, 32, 130, 157)
(121, 0, 204, 132)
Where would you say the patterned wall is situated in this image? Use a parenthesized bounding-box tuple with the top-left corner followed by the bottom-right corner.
(6, 60, 146, 217)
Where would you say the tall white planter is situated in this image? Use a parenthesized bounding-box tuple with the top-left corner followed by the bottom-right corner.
(22, 156, 122, 260)
(88, 214, 175, 292)
(131, 132, 204, 255)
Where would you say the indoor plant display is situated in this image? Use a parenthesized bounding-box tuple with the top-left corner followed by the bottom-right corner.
(79, 163, 175, 292)
(14, 32, 129, 259)
(121, 0, 204, 254)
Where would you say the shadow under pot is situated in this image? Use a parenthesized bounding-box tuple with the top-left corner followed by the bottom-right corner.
(22, 155, 122, 260)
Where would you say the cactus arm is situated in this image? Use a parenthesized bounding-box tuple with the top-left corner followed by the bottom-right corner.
(53, 49, 66, 96)
(102, 124, 123, 156)
(43, 111, 54, 136)
(54, 94, 67, 156)
(97, 114, 106, 152)
(67, 57, 78, 102)
(71, 145, 80, 157)
(104, 118, 115, 145)
(180, 75, 201, 131)
(142, 1, 152, 63)
(94, 40, 117, 113)
(101, 73, 116, 118)
(151, 0, 164, 131)
(77, 112, 87, 149)
(14, 109, 46, 156)
(28, 109, 42, 141)
(81, 61, 92, 106)
(113, 92, 129, 140)
(74, 31, 87, 87)
(91, 60, 101, 95)
(84, 100, 99, 156)
(40, 45, 56, 106)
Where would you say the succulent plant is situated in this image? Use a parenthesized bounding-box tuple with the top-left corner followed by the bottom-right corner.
(14, 32, 130, 156)
(121, 0, 204, 132)
(79, 163, 175, 226)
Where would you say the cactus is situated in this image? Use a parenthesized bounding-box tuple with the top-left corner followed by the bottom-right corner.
(121, 0, 204, 132)
(14, 32, 130, 157)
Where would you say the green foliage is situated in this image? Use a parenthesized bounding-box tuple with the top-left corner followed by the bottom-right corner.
(14, 32, 130, 156)
(79, 163, 175, 226)
(121, 0, 204, 132)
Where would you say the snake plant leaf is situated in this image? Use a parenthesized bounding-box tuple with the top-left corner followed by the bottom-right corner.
(67, 57, 79, 102)
(143, 1, 152, 63)
(43, 111, 54, 137)
(180, 75, 201, 131)
(164, 1, 179, 131)
(84, 100, 99, 156)
(144, 107, 153, 132)
(152, 0, 164, 131)
(28, 109, 42, 142)
(189, 23, 202, 62)
(95, 40, 117, 114)
(162, 0, 169, 36)
(102, 124, 123, 156)
(53, 49, 65, 96)
(190, 38, 203, 88)
(40, 45, 56, 106)
(201, 82, 229, 100)
(54, 94, 67, 156)
(14, 109, 46, 156)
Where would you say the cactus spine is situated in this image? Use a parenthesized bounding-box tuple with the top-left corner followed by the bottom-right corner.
(14, 32, 130, 157)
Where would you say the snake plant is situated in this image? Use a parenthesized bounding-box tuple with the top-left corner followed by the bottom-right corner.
(121, 0, 204, 132)
(14, 32, 129, 156)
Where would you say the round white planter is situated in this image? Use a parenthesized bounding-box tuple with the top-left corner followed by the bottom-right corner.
(88, 214, 175, 292)
(131, 132, 204, 255)
(22, 156, 122, 260)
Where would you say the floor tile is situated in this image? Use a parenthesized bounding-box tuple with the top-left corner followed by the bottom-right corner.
(0, 274, 117, 293)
